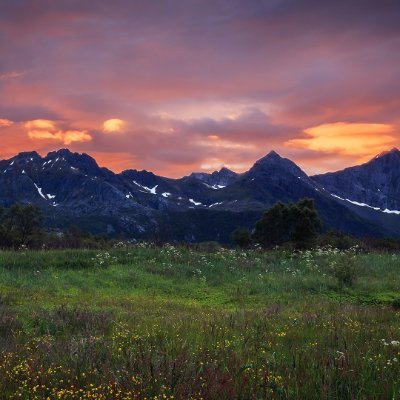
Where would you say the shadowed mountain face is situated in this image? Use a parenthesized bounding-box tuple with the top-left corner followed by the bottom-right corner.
(313, 148, 400, 211)
(0, 148, 399, 241)
(311, 148, 400, 237)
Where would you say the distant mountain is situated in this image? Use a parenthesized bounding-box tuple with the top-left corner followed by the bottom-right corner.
(312, 148, 400, 237)
(204, 151, 395, 237)
(189, 167, 239, 188)
(0, 147, 399, 241)
(313, 148, 400, 211)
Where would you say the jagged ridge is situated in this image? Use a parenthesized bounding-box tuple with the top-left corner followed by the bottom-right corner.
(0, 148, 399, 240)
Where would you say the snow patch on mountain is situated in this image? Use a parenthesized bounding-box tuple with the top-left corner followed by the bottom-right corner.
(189, 199, 202, 206)
(133, 181, 158, 195)
(211, 184, 226, 189)
(383, 208, 400, 215)
(331, 194, 400, 214)
(34, 183, 46, 199)
(209, 202, 223, 207)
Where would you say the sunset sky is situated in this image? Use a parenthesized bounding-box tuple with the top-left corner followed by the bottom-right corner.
(0, 0, 399, 177)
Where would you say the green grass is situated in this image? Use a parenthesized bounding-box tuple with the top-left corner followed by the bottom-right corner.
(0, 245, 400, 399)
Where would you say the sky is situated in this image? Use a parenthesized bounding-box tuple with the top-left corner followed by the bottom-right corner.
(0, 0, 399, 177)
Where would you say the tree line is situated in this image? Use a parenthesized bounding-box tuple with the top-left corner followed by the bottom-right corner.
(1, 201, 399, 251)
(0, 204, 108, 249)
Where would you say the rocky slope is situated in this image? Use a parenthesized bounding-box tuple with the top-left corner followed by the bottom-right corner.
(0, 148, 399, 241)
(313, 148, 400, 212)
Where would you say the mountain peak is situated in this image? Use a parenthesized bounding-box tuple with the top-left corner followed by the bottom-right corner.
(43, 148, 101, 175)
(374, 147, 400, 159)
(219, 166, 233, 174)
(46, 148, 82, 158)
(249, 150, 310, 181)
(14, 151, 40, 160)
(188, 166, 238, 186)
(262, 150, 281, 159)
(253, 150, 283, 166)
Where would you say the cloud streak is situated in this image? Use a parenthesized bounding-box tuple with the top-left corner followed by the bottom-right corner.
(287, 122, 397, 162)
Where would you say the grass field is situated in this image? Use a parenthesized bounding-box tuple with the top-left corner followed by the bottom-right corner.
(1, 244, 400, 399)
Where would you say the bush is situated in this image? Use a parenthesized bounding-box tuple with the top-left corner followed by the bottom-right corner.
(317, 231, 363, 250)
(330, 255, 358, 288)
(392, 298, 400, 310)
(230, 227, 252, 249)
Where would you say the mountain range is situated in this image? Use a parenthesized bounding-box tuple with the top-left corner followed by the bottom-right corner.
(0, 147, 399, 241)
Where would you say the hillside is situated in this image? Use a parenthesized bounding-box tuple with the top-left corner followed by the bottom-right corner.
(0, 148, 399, 240)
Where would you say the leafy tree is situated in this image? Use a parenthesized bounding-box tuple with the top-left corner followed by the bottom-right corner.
(253, 198, 321, 249)
(289, 198, 321, 248)
(0, 204, 43, 248)
(230, 227, 252, 249)
(252, 202, 290, 247)
(12, 204, 43, 245)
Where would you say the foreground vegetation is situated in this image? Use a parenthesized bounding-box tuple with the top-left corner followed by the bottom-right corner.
(1, 245, 400, 399)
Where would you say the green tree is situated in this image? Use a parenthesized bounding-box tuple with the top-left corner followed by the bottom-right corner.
(0, 204, 43, 248)
(289, 198, 321, 248)
(253, 198, 321, 249)
(230, 227, 252, 249)
(252, 201, 290, 247)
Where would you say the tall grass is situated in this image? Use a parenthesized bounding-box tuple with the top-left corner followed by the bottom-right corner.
(0, 245, 399, 399)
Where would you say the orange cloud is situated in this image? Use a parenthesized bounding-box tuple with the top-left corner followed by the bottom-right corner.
(0, 118, 14, 127)
(286, 122, 397, 161)
(25, 119, 57, 131)
(103, 118, 125, 133)
(25, 119, 92, 144)
(62, 130, 92, 145)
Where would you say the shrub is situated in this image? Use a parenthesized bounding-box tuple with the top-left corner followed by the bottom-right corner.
(330, 254, 358, 288)
(230, 227, 252, 249)
(392, 298, 400, 310)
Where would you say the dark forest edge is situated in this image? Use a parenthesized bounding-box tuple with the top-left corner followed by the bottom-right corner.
(1, 200, 400, 252)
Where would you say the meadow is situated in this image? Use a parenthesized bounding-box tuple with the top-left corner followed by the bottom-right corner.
(0, 244, 400, 399)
